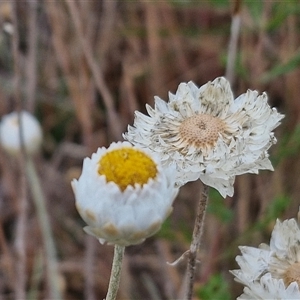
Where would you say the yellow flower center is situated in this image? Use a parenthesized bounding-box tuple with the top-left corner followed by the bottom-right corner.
(179, 114, 226, 150)
(98, 147, 157, 191)
(283, 262, 300, 288)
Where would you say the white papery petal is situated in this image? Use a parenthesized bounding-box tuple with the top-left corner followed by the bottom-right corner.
(72, 141, 178, 246)
(270, 219, 300, 253)
(238, 274, 300, 300)
(124, 77, 283, 197)
(231, 216, 300, 299)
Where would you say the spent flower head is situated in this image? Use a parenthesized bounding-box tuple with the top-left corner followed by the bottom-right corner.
(231, 214, 300, 299)
(72, 141, 178, 246)
(124, 77, 284, 197)
(0, 111, 43, 156)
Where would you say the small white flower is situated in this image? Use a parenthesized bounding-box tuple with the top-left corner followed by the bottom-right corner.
(236, 273, 300, 300)
(231, 217, 300, 299)
(124, 77, 283, 197)
(0, 111, 43, 155)
(71, 141, 178, 246)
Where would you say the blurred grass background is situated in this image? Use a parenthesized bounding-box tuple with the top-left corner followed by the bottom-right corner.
(0, 0, 299, 299)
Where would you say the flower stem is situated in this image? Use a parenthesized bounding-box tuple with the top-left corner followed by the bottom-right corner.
(185, 183, 209, 300)
(25, 157, 62, 299)
(106, 245, 125, 300)
(14, 156, 27, 300)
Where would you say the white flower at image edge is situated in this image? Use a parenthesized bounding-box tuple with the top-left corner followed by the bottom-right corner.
(124, 77, 284, 197)
(231, 217, 300, 299)
(0, 111, 42, 155)
(71, 141, 178, 246)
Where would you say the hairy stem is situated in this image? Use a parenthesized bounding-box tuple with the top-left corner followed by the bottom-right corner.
(106, 245, 125, 300)
(185, 183, 209, 300)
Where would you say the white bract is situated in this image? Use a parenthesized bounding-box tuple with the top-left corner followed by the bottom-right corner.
(124, 77, 284, 197)
(231, 217, 300, 299)
(236, 273, 300, 300)
(0, 111, 42, 156)
(72, 141, 178, 246)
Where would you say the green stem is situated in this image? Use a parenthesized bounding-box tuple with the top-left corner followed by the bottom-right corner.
(25, 158, 62, 300)
(106, 245, 125, 300)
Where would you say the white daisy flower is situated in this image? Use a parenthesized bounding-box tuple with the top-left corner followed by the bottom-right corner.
(71, 141, 178, 246)
(124, 77, 284, 197)
(231, 217, 300, 299)
(236, 273, 300, 300)
(0, 111, 43, 156)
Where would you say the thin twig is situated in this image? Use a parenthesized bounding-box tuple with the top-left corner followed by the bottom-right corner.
(65, 0, 122, 140)
(185, 183, 209, 300)
(26, 0, 38, 113)
(11, 1, 21, 110)
(225, 0, 242, 84)
(143, 1, 165, 96)
(96, 0, 117, 61)
(106, 245, 125, 300)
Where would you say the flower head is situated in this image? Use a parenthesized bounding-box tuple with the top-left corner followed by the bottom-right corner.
(235, 273, 300, 300)
(231, 215, 300, 299)
(124, 77, 283, 197)
(0, 111, 43, 156)
(72, 141, 178, 246)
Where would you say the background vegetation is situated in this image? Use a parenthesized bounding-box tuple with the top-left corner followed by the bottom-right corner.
(0, 0, 299, 299)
